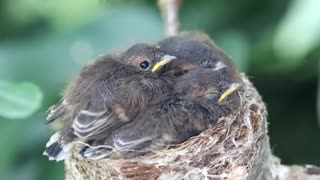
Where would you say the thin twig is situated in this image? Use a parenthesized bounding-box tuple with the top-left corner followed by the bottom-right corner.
(157, 0, 182, 37)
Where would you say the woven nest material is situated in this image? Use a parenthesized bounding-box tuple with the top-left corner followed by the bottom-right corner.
(65, 74, 269, 180)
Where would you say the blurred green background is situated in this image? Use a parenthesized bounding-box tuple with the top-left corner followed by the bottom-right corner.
(0, 0, 319, 179)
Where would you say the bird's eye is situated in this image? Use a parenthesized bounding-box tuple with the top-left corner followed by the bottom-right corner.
(139, 61, 150, 69)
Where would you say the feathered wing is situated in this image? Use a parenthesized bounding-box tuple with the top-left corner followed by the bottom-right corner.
(44, 102, 132, 161)
(44, 57, 137, 161)
(81, 94, 232, 159)
(44, 98, 71, 161)
(46, 99, 67, 124)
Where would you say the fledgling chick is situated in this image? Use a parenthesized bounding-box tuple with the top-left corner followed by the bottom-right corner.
(118, 43, 176, 115)
(44, 45, 176, 161)
(174, 68, 242, 111)
(80, 69, 241, 159)
(157, 32, 242, 82)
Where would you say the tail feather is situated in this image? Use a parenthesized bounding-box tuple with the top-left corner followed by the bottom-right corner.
(45, 142, 63, 157)
(43, 131, 72, 161)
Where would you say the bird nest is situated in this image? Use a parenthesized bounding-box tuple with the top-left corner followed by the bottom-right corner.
(65, 73, 269, 180)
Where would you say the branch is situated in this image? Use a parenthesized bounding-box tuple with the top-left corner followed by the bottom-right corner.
(157, 0, 182, 36)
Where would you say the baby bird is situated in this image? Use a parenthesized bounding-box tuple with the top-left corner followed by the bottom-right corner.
(44, 33, 243, 160)
(44, 44, 176, 161)
(80, 68, 241, 159)
(156, 32, 242, 82)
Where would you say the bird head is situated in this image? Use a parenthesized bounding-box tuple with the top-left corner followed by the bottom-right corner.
(173, 68, 242, 101)
(157, 33, 236, 76)
(124, 44, 177, 75)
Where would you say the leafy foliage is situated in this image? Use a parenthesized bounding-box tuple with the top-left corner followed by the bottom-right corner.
(274, 0, 320, 65)
(0, 81, 42, 119)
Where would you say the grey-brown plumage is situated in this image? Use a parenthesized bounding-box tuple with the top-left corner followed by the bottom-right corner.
(44, 34, 242, 161)
(44, 45, 176, 161)
(81, 69, 241, 159)
(157, 32, 242, 82)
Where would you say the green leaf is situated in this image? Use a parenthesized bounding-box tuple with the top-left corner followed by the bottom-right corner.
(5, 0, 102, 32)
(274, 0, 320, 66)
(0, 81, 43, 119)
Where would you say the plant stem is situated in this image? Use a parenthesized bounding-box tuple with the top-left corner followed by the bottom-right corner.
(157, 0, 182, 36)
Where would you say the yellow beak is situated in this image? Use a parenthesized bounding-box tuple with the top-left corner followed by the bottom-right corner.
(218, 83, 242, 102)
(151, 55, 176, 73)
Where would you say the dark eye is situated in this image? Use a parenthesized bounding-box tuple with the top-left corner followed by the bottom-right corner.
(139, 61, 150, 69)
